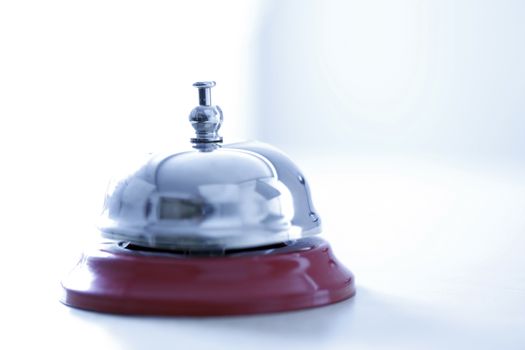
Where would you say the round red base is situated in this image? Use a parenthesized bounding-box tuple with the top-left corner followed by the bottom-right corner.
(61, 238, 355, 316)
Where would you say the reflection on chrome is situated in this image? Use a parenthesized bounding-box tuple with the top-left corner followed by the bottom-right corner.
(99, 82, 321, 251)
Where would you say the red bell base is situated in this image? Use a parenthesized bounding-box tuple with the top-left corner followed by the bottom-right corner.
(61, 237, 355, 316)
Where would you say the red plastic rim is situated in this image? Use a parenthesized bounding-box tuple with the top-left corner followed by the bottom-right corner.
(61, 238, 355, 316)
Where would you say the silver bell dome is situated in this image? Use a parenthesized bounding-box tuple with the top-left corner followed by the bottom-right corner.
(99, 82, 321, 251)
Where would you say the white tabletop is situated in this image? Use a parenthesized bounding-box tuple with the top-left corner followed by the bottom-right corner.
(2, 155, 524, 350)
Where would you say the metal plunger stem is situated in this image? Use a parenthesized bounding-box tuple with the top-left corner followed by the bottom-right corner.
(193, 81, 216, 106)
(189, 81, 222, 145)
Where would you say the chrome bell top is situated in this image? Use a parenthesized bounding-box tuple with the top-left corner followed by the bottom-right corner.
(99, 82, 321, 251)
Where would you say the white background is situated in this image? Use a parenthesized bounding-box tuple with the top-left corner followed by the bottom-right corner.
(1, 1, 524, 349)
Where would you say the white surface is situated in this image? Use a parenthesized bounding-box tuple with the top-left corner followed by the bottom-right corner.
(253, 0, 525, 161)
(1, 156, 524, 350)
